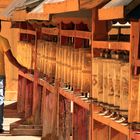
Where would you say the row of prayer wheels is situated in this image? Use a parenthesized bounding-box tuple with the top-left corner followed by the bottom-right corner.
(36, 40, 91, 93)
(17, 41, 34, 69)
(92, 53, 129, 124)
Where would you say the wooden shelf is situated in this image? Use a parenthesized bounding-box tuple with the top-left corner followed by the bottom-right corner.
(60, 30, 91, 39)
(74, 96, 90, 110)
(92, 41, 130, 51)
(60, 30, 75, 37)
(18, 71, 34, 82)
(59, 88, 90, 110)
(41, 27, 59, 35)
(38, 78, 57, 94)
(75, 31, 91, 39)
(20, 29, 36, 36)
(92, 109, 129, 136)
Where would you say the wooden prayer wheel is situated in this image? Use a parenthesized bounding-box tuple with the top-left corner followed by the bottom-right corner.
(120, 62, 129, 116)
(73, 48, 81, 90)
(70, 47, 74, 89)
(81, 49, 91, 93)
(113, 60, 121, 110)
(107, 59, 115, 108)
(50, 42, 56, 80)
(43, 41, 48, 75)
(102, 59, 109, 106)
(66, 46, 71, 85)
(92, 58, 99, 102)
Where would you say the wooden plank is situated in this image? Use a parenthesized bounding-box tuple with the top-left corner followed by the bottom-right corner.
(43, 0, 79, 14)
(11, 128, 42, 136)
(73, 104, 90, 140)
(27, 13, 50, 21)
(20, 29, 36, 36)
(59, 88, 90, 110)
(92, 41, 130, 51)
(42, 92, 59, 139)
(111, 128, 128, 140)
(80, 0, 109, 9)
(60, 30, 75, 37)
(75, 30, 91, 39)
(93, 112, 129, 135)
(11, 9, 27, 21)
(93, 121, 109, 140)
(41, 27, 59, 36)
(18, 71, 34, 82)
(98, 6, 124, 20)
(74, 97, 90, 110)
(25, 81, 33, 118)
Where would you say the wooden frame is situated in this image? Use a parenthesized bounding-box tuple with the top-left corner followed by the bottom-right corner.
(98, 0, 140, 20)
(43, 0, 79, 14)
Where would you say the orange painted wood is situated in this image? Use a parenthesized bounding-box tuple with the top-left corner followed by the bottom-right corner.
(20, 29, 36, 36)
(42, 92, 59, 139)
(75, 31, 91, 39)
(27, 13, 49, 21)
(41, 27, 59, 36)
(92, 8, 108, 41)
(0, 0, 12, 8)
(59, 88, 90, 110)
(98, 6, 124, 20)
(60, 30, 75, 37)
(17, 75, 27, 115)
(18, 71, 34, 82)
(92, 112, 129, 136)
(111, 128, 128, 140)
(12, 10, 27, 21)
(53, 17, 90, 25)
(25, 81, 33, 118)
(73, 104, 90, 140)
(59, 95, 71, 140)
(43, 0, 79, 14)
(130, 21, 139, 75)
(93, 121, 109, 140)
(128, 78, 139, 122)
(37, 79, 57, 94)
(92, 41, 130, 51)
(80, 0, 109, 9)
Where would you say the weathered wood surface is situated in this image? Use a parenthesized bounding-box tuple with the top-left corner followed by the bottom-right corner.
(73, 104, 89, 140)
(42, 92, 59, 140)
(59, 96, 71, 140)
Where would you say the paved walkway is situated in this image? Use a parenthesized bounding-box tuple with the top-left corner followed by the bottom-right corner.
(0, 101, 41, 140)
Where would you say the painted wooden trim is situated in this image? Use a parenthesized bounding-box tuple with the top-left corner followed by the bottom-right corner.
(43, 0, 79, 14)
(92, 40, 130, 51)
(98, 6, 124, 20)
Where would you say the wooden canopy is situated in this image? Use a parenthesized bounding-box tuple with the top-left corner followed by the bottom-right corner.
(98, 0, 140, 20)
(0, 0, 43, 21)
(43, 0, 109, 14)
(43, 0, 79, 14)
(27, 0, 49, 21)
(0, 0, 26, 20)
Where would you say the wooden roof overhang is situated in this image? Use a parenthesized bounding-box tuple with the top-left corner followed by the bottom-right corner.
(43, 0, 109, 14)
(0, 0, 26, 20)
(98, 0, 140, 20)
(0, 0, 43, 21)
(27, 0, 49, 21)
